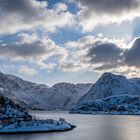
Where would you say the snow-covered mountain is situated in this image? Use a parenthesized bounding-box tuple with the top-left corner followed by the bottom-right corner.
(77, 72, 140, 106)
(0, 93, 29, 119)
(70, 94, 140, 115)
(2, 71, 140, 112)
(71, 72, 140, 114)
(0, 93, 75, 133)
(0, 71, 92, 110)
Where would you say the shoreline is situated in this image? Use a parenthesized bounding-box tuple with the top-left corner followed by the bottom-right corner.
(0, 117, 76, 134)
(69, 112, 140, 115)
(0, 125, 76, 135)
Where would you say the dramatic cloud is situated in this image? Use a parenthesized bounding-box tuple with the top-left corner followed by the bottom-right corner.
(61, 35, 126, 72)
(95, 37, 140, 78)
(125, 38, 140, 67)
(0, 0, 75, 34)
(75, 0, 139, 14)
(1, 31, 140, 78)
(86, 42, 123, 64)
(62, 35, 140, 77)
(17, 65, 37, 76)
(71, 0, 140, 31)
(0, 33, 68, 70)
(112, 66, 140, 78)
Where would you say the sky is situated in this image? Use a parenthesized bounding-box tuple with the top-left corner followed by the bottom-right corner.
(1, 0, 140, 86)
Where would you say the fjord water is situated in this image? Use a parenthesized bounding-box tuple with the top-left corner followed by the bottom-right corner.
(0, 111, 139, 140)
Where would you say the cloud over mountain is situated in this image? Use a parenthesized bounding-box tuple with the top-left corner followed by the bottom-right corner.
(62, 36, 125, 72)
(86, 42, 123, 64)
(60, 35, 140, 77)
(1, 31, 140, 78)
(125, 38, 140, 67)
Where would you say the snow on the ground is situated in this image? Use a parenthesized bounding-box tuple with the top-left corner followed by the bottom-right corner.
(0, 94, 75, 133)
(70, 94, 140, 115)
(0, 119, 75, 133)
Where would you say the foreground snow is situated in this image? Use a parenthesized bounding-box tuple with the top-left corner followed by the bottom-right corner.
(0, 95, 75, 133)
(70, 95, 140, 115)
(0, 119, 75, 133)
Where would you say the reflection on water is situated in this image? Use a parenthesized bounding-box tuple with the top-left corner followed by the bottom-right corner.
(0, 111, 139, 140)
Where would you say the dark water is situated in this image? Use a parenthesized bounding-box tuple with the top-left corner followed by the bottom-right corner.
(0, 111, 140, 140)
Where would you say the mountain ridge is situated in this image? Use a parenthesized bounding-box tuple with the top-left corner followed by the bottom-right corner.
(77, 72, 140, 106)
(0, 71, 92, 110)
(1, 71, 140, 111)
(71, 72, 140, 114)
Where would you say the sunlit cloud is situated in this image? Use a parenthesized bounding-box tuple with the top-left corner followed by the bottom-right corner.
(71, 0, 140, 32)
(0, 0, 75, 35)
(60, 35, 140, 78)
(125, 37, 140, 67)
(1, 0, 140, 83)
(17, 65, 38, 76)
(0, 33, 68, 71)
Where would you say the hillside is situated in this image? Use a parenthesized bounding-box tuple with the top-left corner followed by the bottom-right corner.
(0, 71, 92, 110)
(0, 94, 75, 133)
(71, 73, 140, 114)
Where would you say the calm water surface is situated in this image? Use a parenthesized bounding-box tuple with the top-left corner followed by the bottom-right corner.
(0, 111, 139, 140)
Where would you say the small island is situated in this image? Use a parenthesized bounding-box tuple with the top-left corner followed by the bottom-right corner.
(0, 95, 75, 134)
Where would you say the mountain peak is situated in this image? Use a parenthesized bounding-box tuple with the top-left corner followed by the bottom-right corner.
(101, 72, 122, 78)
(98, 72, 126, 84)
(77, 72, 132, 103)
(53, 82, 74, 88)
(101, 72, 115, 78)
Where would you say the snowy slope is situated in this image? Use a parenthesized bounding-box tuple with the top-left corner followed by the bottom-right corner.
(0, 94, 29, 119)
(70, 94, 140, 115)
(77, 72, 140, 106)
(0, 119, 75, 133)
(0, 71, 92, 110)
(0, 94, 75, 133)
